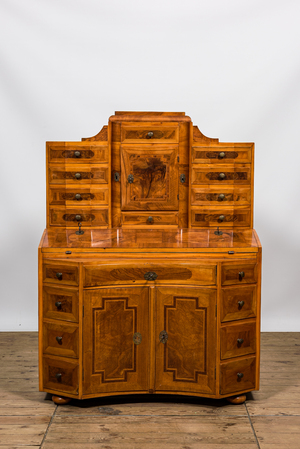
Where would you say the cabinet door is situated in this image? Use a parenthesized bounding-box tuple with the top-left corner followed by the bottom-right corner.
(155, 287, 216, 395)
(83, 287, 149, 395)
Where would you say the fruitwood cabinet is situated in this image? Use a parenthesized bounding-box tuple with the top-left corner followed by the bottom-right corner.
(39, 112, 261, 405)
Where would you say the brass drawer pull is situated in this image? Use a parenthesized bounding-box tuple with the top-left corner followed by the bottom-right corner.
(147, 216, 153, 224)
(219, 215, 225, 222)
(56, 336, 63, 344)
(75, 193, 81, 200)
(55, 301, 62, 309)
(219, 194, 225, 200)
(159, 330, 168, 344)
(237, 338, 244, 344)
(74, 150, 81, 158)
(147, 131, 154, 138)
(56, 272, 62, 280)
(144, 271, 157, 281)
(75, 173, 81, 179)
(55, 373, 62, 380)
(219, 152, 225, 158)
(238, 300, 245, 308)
(239, 271, 245, 280)
(237, 372, 244, 379)
(219, 172, 226, 180)
(75, 214, 82, 221)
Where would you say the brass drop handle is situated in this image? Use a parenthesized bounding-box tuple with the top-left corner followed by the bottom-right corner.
(55, 373, 62, 380)
(219, 194, 225, 200)
(219, 215, 225, 222)
(75, 173, 81, 179)
(56, 336, 63, 344)
(75, 214, 82, 221)
(219, 152, 225, 158)
(147, 216, 153, 223)
(237, 372, 244, 379)
(238, 300, 245, 308)
(55, 301, 62, 309)
(239, 271, 245, 280)
(56, 272, 62, 280)
(147, 131, 154, 138)
(75, 193, 81, 200)
(237, 338, 244, 344)
(219, 173, 226, 180)
(74, 150, 81, 158)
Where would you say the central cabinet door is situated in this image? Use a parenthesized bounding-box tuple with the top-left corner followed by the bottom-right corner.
(155, 287, 217, 395)
(83, 287, 149, 395)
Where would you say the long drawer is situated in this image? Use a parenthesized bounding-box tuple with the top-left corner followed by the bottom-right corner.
(121, 212, 178, 227)
(121, 122, 179, 143)
(47, 144, 108, 164)
(49, 186, 109, 206)
(49, 208, 109, 227)
(191, 187, 251, 206)
(191, 165, 251, 185)
(191, 208, 251, 227)
(48, 165, 109, 184)
(192, 144, 253, 164)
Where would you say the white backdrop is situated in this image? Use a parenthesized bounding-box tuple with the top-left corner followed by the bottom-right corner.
(1, 0, 300, 331)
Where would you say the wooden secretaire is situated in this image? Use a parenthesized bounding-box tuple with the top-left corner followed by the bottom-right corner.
(38, 111, 261, 405)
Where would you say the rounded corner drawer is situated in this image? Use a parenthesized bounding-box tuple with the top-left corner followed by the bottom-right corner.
(43, 356, 79, 395)
(220, 356, 256, 395)
(43, 263, 79, 286)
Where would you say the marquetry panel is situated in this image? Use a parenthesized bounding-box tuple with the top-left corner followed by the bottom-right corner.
(49, 187, 109, 206)
(49, 208, 109, 227)
(191, 187, 251, 206)
(191, 208, 251, 228)
(220, 285, 257, 322)
(43, 356, 79, 395)
(47, 144, 108, 163)
(191, 166, 251, 185)
(220, 321, 256, 360)
(43, 322, 79, 358)
(121, 122, 179, 144)
(43, 286, 79, 323)
(220, 356, 256, 395)
(48, 165, 109, 185)
(121, 145, 179, 210)
(192, 144, 253, 164)
(83, 287, 149, 395)
(155, 287, 216, 394)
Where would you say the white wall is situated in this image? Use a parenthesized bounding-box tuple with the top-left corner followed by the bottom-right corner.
(1, 0, 299, 331)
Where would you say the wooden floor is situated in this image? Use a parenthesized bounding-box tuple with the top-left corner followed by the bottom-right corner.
(0, 333, 299, 449)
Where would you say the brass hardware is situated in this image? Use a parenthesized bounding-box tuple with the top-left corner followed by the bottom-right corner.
(219, 151, 225, 158)
(219, 193, 225, 200)
(219, 215, 225, 222)
(180, 173, 186, 183)
(239, 271, 245, 280)
(66, 251, 72, 254)
(74, 150, 81, 158)
(147, 131, 154, 138)
(114, 172, 120, 182)
(238, 300, 245, 308)
(144, 271, 158, 281)
(147, 216, 153, 224)
(214, 226, 223, 236)
(237, 372, 244, 379)
(56, 272, 62, 280)
(128, 174, 134, 183)
(237, 338, 244, 344)
(55, 373, 62, 380)
(75, 172, 81, 179)
(75, 193, 81, 200)
(159, 330, 168, 344)
(228, 251, 235, 254)
(55, 301, 62, 309)
(75, 214, 82, 221)
(56, 336, 63, 344)
(76, 222, 84, 235)
(133, 332, 142, 345)
(219, 172, 226, 180)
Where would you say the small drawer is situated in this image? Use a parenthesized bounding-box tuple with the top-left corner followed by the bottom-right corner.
(43, 263, 79, 286)
(220, 285, 257, 323)
(191, 187, 251, 206)
(220, 356, 256, 395)
(83, 262, 217, 287)
(48, 144, 108, 164)
(49, 208, 109, 227)
(191, 166, 251, 185)
(48, 165, 109, 185)
(43, 356, 79, 395)
(221, 262, 257, 286)
(121, 122, 179, 143)
(191, 208, 251, 227)
(220, 321, 256, 360)
(43, 286, 79, 323)
(49, 186, 109, 206)
(43, 322, 79, 358)
(121, 212, 178, 228)
(192, 144, 253, 164)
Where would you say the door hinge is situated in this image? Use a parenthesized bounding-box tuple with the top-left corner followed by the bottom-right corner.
(83, 306, 84, 317)
(177, 156, 179, 162)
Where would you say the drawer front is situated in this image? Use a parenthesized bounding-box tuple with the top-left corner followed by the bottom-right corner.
(43, 356, 79, 395)
(43, 263, 79, 286)
(43, 286, 79, 323)
(122, 212, 178, 227)
(220, 322, 256, 360)
(191, 166, 251, 185)
(220, 356, 256, 395)
(192, 145, 252, 164)
(83, 262, 217, 287)
(43, 322, 79, 358)
(48, 166, 109, 184)
(220, 286, 257, 322)
(221, 262, 257, 286)
(121, 122, 179, 143)
(191, 208, 251, 227)
(49, 208, 109, 227)
(191, 187, 251, 206)
(48, 144, 108, 164)
(49, 186, 109, 206)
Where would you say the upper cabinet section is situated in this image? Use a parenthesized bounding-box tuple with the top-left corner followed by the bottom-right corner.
(45, 111, 254, 230)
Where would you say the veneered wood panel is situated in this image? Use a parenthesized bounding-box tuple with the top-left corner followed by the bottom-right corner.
(121, 212, 178, 227)
(220, 321, 256, 360)
(155, 287, 216, 394)
(192, 144, 253, 164)
(121, 122, 179, 144)
(49, 208, 109, 227)
(43, 263, 78, 286)
(221, 262, 258, 286)
(49, 186, 109, 206)
(48, 165, 109, 185)
(43, 286, 79, 323)
(43, 356, 79, 395)
(47, 143, 108, 164)
(191, 165, 251, 185)
(83, 287, 149, 395)
(220, 356, 256, 395)
(220, 285, 257, 322)
(191, 207, 251, 228)
(43, 322, 79, 358)
(191, 187, 251, 206)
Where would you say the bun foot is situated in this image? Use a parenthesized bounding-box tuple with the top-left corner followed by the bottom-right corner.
(52, 395, 72, 405)
(226, 394, 247, 405)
